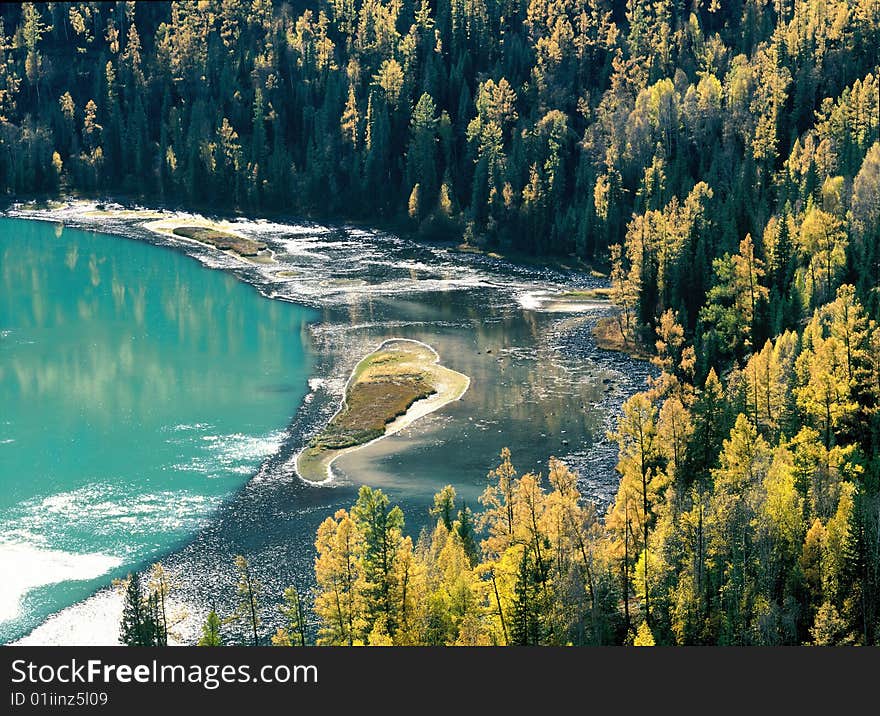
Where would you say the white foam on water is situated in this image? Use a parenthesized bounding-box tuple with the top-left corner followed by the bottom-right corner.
(166, 422, 213, 432)
(517, 290, 549, 311)
(172, 430, 286, 477)
(11, 587, 196, 646)
(11, 588, 124, 646)
(0, 543, 121, 625)
(273, 235, 349, 259)
(230, 218, 331, 236)
(4, 485, 218, 542)
(364, 258, 441, 273)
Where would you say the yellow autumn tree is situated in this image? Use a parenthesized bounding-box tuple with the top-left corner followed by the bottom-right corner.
(742, 330, 797, 439)
(795, 311, 859, 450)
(657, 395, 693, 484)
(314, 509, 364, 645)
(607, 392, 664, 628)
(479, 447, 519, 559)
(633, 620, 655, 646)
(798, 205, 847, 308)
(706, 414, 773, 643)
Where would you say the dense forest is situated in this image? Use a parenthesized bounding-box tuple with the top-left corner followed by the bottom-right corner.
(2, 1, 877, 645)
(1, 1, 876, 261)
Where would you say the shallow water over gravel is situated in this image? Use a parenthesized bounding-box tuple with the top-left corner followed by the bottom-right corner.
(7, 202, 653, 644)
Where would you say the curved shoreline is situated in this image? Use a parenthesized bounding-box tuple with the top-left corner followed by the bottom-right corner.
(295, 338, 471, 484)
(2, 201, 645, 645)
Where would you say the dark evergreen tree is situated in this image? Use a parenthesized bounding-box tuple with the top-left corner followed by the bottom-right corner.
(509, 549, 541, 646)
(120, 573, 156, 647)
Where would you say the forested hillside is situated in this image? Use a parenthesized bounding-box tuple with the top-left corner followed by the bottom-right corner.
(1, 1, 876, 261)
(3, 1, 878, 645)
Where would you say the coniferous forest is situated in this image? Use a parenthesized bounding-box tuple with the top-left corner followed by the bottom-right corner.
(2, 1, 879, 645)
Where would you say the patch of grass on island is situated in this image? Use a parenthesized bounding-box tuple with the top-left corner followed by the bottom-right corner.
(297, 339, 469, 482)
(309, 378, 435, 450)
(530, 287, 613, 313)
(172, 226, 267, 257)
(559, 287, 612, 301)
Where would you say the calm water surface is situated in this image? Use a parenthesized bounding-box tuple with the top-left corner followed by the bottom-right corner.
(0, 218, 314, 641)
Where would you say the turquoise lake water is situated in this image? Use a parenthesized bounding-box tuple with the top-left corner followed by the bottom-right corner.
(0, 218, 314, 642)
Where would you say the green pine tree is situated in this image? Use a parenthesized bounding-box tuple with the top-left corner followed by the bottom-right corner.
(198, 608, 223, 647)
(119, 573, 156, 647)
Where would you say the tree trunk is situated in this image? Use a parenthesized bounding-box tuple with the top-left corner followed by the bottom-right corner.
(491, 571, 509, 645)
(247, 581, 259, 647)
(623, 505, 631, 635)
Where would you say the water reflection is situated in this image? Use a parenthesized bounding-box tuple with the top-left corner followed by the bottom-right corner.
(324, 290, 607, 505)
(0, 218, 315, 642)
(3, 206, 654, 644)
(3, 240, 308, 425)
